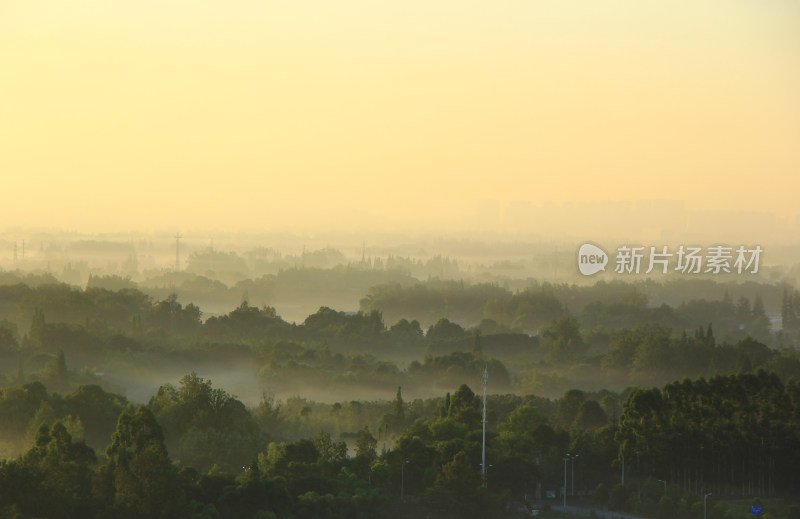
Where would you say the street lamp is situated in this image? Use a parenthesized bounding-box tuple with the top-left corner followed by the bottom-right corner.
(563, 453, 577, 510)
(481, 464, 494, 489)
(400, 460, 410, 502)
(658, 480, 667, 494)
(704, 492, 712, 519)
(563, 455, 569, 511)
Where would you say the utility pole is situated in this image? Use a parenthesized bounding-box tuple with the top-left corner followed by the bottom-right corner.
(481, 365, 488, 488)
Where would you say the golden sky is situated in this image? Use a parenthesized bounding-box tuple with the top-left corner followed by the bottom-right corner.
(1, 1, 798, 234)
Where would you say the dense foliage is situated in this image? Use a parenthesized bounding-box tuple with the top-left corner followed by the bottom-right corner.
(0, 370, 798, 518)
(0, 275, 798, 518)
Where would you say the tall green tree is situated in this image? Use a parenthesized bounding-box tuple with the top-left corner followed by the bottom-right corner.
(101, 406, 185, 519)
(13, 422, 97, 519)
(148, 372, 264, 472)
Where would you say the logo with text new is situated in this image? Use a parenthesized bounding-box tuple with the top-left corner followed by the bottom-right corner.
(578, 243, 608, 276)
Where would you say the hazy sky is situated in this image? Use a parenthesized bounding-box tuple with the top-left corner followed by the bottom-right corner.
(1, 1, 798, 234)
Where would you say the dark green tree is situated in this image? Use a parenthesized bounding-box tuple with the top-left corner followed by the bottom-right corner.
(102, 405, 185, 519)
(541, 315, 586, 363)
(394, 386, 405, 423)
(10, 422, 97, 519)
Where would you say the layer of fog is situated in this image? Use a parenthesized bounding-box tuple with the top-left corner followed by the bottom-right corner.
(1, 228, 798, 325)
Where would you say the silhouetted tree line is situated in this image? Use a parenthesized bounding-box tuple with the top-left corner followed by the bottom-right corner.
(1, 368, 799, 518)
(2, 279, 800, 401)
(618, 370, 800, 497)
(362, 279, 790, 345)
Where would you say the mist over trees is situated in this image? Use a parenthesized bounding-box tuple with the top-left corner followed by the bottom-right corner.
(0, 269, 798, 404)
(0, 369, 798, 518)
(0, 236, 799, 518)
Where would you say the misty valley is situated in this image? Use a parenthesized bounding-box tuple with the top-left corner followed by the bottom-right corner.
(3, 0, 797, 516)
(0, 244, 799, 519)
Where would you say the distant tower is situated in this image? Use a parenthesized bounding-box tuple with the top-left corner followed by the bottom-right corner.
(175, 232, 182, 271)
(362, 241, 366, 263)
(13, 242, 17, 262)
(21, 240, 25, 260)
